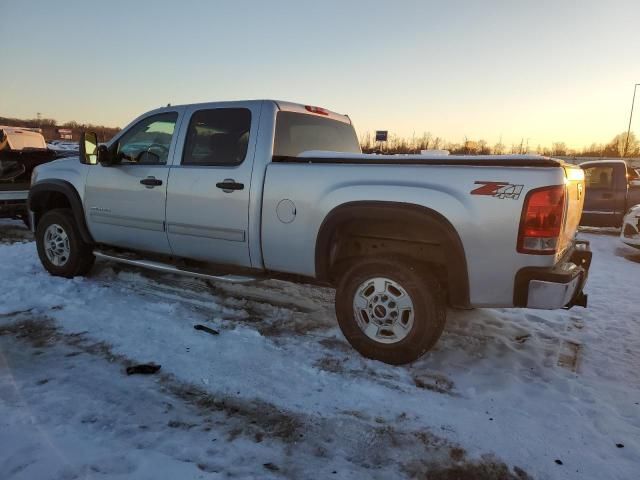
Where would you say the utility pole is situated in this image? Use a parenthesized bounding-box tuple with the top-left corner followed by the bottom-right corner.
(623, 83, 640, 157)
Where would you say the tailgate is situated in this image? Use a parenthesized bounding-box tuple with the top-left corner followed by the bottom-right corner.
(557, 165, 586, 259)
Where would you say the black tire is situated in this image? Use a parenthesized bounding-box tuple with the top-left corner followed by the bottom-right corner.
(36, 208, 95, 278)
(335, 257, 446, 365)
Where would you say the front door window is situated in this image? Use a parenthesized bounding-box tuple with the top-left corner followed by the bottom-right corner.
(116, 112, 178, 165)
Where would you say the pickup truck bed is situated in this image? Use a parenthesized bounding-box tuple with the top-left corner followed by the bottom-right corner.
(1, 127, 74, 222)
(262, 152, 585, 308)
(1, 148, 66, 222)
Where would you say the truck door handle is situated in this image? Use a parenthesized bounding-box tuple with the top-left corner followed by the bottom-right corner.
(216, 179, 244, 192)
(140, 177, 163, 187)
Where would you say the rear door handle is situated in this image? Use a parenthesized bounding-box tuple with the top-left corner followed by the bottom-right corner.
(216, 179, 244, 192)
(140, 177, 163, 188)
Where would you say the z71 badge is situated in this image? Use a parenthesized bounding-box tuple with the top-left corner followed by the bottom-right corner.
(470, 181, 524, 200)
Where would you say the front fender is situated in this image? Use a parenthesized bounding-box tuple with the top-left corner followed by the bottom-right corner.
(31, 156, 88, 202)
(29, 179, 94, 244)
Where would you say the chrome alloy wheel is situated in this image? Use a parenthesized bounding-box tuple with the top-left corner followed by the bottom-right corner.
(352, 277, 415, 344)
(44, 223, 70, 266)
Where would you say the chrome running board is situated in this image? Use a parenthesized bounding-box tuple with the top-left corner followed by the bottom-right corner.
(93, 250, 258, 284)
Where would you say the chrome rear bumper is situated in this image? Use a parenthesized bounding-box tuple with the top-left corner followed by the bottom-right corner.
(527, 274, 582, 309)
(514, 241, 591, 310)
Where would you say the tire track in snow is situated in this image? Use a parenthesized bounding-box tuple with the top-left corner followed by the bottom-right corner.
(101, 266, 460, 396)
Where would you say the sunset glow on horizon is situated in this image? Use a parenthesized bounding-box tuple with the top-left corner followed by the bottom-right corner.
(2, 0, 639, 150)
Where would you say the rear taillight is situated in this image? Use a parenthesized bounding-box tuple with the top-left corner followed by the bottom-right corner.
(517, 185, 566, 254)
(305, 105, 329, 115)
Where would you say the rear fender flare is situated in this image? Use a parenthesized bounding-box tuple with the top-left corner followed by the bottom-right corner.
(315, 201, 470, 308)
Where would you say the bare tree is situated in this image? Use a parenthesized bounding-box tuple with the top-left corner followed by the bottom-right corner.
(477, 140, 490, 154)
(607, 132, 639, 157)
(552, 142, 567, 156)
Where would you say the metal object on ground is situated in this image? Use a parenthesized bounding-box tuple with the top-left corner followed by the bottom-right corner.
(126, 363, 161, 375)
(194, 324, 220, 336)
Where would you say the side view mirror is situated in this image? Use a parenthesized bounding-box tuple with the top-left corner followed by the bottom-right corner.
(79, 131, 98, 165)
(79, 132, 114, 166)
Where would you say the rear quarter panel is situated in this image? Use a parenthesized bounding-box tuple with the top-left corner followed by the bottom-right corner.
(262, 163, 565, 307)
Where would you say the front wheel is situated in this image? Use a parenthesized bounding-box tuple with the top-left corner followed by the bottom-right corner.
(335, 258, 446, 365)
(36, 209, 95, 278)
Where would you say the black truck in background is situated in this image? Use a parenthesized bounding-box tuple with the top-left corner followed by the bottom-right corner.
(580, 160, 640, 227)
(0, 126, 76, 224)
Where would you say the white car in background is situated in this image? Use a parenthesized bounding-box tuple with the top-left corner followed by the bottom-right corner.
(621, 204, 640, 249)
(47, 140, 79, 152)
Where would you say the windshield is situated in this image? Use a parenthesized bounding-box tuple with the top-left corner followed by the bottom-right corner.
(273, 112, 360, 157)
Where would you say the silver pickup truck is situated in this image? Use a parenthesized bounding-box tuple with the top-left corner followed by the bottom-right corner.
(28, 100, 592, 364)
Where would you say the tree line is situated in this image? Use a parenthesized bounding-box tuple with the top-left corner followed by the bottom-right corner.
(0, 116, 120, 143)
(2, 114, 639, 157)
(359, 131, 640, 157)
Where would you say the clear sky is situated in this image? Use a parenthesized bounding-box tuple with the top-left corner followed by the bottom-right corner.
(1, 0, 639, 149)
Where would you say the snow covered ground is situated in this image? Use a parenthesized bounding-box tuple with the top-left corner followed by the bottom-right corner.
(46, 141, 79, 152)
(1, 219, 638, 479)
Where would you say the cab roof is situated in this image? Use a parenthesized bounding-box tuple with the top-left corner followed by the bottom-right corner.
(163, 100, 352, 125)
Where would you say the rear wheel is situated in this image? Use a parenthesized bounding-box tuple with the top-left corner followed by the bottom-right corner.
(36, 209, 95, 278)
(335, 257, 446, 365)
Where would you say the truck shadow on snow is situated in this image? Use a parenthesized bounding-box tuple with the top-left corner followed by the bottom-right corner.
(11, 242, 578, 401)
(90, 262, 473, 397)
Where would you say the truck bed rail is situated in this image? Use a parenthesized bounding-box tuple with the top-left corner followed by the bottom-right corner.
(272, 154, 563, 168)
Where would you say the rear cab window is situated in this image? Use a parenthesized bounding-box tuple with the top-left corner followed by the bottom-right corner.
(584, 165, 614, 189)
(274, 112, 360, 157)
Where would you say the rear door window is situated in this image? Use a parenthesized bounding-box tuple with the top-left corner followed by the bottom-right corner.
(182, 108, 252, 166)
